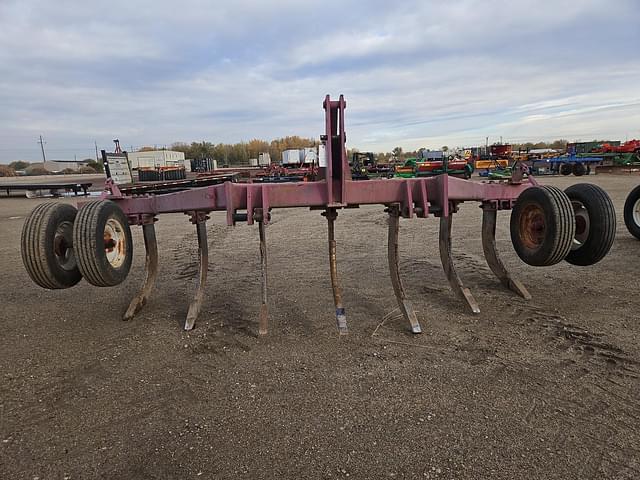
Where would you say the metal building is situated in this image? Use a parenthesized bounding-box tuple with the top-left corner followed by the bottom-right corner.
(127, 150, 190, 172)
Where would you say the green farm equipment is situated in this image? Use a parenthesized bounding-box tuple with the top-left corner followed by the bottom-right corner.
(395, 157, 473, 179)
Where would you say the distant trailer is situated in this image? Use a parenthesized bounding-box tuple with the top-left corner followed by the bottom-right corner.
(0, 182, 92, 198)
(524, 155, 600, 176)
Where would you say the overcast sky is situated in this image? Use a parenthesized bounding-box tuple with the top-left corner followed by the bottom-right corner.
(1, 0, 639, 162)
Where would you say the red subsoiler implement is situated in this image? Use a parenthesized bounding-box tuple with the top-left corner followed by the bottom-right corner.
(21, 96, 617, 335)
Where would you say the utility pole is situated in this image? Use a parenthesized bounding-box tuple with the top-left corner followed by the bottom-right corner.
(95, 141, 99, 162)
(38, 135, 47, 162)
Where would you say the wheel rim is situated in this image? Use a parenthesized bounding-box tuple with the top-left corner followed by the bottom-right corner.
(634, 197, 640, 227)
(104, 218, 127, 268)
(53, 220, 76, 271)
(519, 204, 546, 249)
(571, 201, 590, 249)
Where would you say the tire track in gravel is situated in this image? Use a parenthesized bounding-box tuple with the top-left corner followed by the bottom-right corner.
(508, 302, 640, 377)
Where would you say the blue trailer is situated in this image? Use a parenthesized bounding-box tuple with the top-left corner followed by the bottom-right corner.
(529, 155, 603, 176)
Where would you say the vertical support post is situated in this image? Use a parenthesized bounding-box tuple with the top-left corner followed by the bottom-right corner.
(123, 220, 159, 321)
(185, 212, 209, 331)
(439, 213, 480, 314)
(323, 94, 348, 206)
(337, 94, 349, 198)
(256, 209, 269, 335)
(481, 206, 531, 299)
(387, 204, 422, 333)
(323, 96, 334, 205)
(323, 208, 348, 335)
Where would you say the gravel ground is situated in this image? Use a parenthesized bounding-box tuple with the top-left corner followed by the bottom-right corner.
(1, 174, 639, 479)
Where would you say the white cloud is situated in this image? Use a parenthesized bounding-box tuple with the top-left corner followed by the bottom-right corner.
(0, 0, 638, 161)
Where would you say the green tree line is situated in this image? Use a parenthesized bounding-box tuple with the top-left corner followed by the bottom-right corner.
(170, 136, 318, 166)
(510, 139, 568, 151)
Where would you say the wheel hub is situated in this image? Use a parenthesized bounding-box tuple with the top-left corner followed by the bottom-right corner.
(53, 221, 76, 271)
(634, 197, 640, 227)
(571, 201, 590, 249)
(519, 204, 546, 249)
(104, 218, 127, 268)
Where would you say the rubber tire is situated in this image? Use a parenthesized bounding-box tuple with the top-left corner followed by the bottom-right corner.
(510, 186, 575, 266)
(624, 185, 640, 240)
(564, 184, 616, 265)
(73, 200, 133, 287)
(560, 163, 572, 176)
(21, 203, 82, 289)
(572, 163, 586, 176)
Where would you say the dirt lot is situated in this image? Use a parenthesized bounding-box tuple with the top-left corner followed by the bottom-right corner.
(1, 174, 639, 479)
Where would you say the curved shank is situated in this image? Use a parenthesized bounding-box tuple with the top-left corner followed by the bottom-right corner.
(123, 222, 159, 321)
(325, 209, 348, 335)
(184, 217, 209, 330)
(387, 205, 422, 333)
(481, 207, 531, 299)
(258, 213, 268, 335)
(439, 214, 480, 314)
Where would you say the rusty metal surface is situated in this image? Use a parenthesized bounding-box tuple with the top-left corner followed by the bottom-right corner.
(387, 204, 422, 334)
(481, 207, 532, 299)
(324, 209, 348, 335)
(184, 215, 209, 331)
(123, 222, 159, 321)
(439, 214, 481, 314)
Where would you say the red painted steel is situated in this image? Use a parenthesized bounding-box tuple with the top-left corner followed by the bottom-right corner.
(62, 95, 546, 334)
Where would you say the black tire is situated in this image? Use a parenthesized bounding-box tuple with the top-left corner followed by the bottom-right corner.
(572, 163, 586, 176)
(624, 185, 640, 240)
(21, 202, 82, 289)
(560, 163, 572, 176)
(73, 200, 133, 287)
(564, 184, 616, 265)
(510, 186, 575, 266)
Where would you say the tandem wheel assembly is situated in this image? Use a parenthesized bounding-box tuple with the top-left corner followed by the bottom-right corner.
(510, 184, 615, 267)
(21, 202, 83, 289)
(21, 200, 133, 289)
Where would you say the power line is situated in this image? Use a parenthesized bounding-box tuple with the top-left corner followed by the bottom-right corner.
(37, 135, 46, 162)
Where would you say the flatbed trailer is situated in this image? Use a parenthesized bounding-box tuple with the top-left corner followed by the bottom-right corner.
(529, 155, 603, 176)
(118, 173, 237, 195)
(0, 182, 92, 197)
